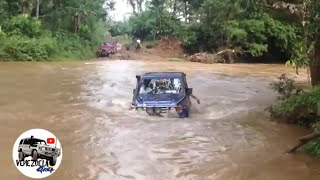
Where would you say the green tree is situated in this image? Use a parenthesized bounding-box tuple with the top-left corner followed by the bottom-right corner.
(0, 0, 115, 61)
(263, 0, 320, 86)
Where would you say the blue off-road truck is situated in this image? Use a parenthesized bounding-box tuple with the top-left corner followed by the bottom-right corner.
(131, 72, 200, 118)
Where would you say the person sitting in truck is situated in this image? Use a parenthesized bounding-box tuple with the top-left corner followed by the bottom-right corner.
(139, 79, 153, 94)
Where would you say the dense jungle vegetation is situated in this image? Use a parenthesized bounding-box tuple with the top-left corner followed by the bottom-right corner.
(110, 0, 320, 157)
(110, 0, 319, 85)
(0, 0, 115, 60)
(0, 0, 319, 156)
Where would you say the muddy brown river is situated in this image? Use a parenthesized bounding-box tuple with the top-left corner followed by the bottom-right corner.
(0, 60, 319, 180)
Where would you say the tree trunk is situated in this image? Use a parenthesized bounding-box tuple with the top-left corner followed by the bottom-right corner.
(221, 6, 232, 48)
(173, 0, 177, 14)
(184, 1, 188, 22)
(36, 0, 40, 18)
(20, 0, 28, 14)
(136, 0, 143, 13)
(310, 42, 320, 86)
(128, 0, 137, 15)
(74, 12, 80, 34)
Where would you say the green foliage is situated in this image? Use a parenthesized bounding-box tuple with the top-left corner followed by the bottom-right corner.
(52, 30, 95, 60)
(127, 8, 182, 41)
(267, 74, 320, 126)
(270, 74, 303, 100)
(3, 35, 57, 61)
(304, 138, 320, 158)
(268, 73, 320, 156)
(178, 23, 203, 52)
(133, 0, 299, 57)
(286, 41, 313, 70)
(226, 13, 299, 57)
(128, 11, 155, 39)
(3, 15, 42, 38)
(305, 117, 320, 158)
(0, 31, 8, 58)
(0, 0, 113, 61)
(109, 21, 130, 37)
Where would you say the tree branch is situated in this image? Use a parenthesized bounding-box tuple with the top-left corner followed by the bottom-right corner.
(287, 132, 320, 153)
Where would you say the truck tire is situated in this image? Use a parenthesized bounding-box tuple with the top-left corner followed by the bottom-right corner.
(32, 150, 38, 161)
(49, 157, 57, 166)
(18, 151, 25, 161)
(176, 106, 189, 118)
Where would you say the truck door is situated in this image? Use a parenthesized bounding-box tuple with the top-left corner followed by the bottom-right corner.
(22, 139, 31, 155)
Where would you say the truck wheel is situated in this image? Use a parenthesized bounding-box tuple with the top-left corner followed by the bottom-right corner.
(177, 106, 189, 118)
(185, 107, 190, 118)
(18, 151, 25, 161)
(32, 150, 38, 161)
(49, 157, 57, 166)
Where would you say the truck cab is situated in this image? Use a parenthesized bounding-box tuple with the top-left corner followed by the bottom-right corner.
(132, 72, 193, 118)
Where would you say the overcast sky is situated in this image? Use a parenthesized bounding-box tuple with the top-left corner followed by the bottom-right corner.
(110, 0, 132, 21)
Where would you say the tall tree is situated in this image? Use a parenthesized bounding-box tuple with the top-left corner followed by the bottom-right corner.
(264, 0, 320, 86)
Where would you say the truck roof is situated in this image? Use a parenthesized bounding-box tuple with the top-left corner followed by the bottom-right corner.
(142, 72, 185, 78)
(21, 137, 44, 141)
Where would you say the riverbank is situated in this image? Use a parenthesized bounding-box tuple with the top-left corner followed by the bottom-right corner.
(108, 47, 312, 88)
(1, 46, 311, 88)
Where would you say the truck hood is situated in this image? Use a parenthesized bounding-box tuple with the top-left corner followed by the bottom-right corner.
(136, 93, 184, 106)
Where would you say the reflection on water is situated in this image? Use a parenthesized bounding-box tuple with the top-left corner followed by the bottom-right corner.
(0, 60, 319, 180)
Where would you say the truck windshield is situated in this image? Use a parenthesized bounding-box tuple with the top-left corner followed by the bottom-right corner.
(139, 78, 183, 94)
(31, 139, 47, 145)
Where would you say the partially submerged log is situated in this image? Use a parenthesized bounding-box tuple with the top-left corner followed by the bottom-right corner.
(216, 49, 236, 63)
(287, 132, 320, 153)
(188, 52, 207, 63)
(188, 49, 237, 64)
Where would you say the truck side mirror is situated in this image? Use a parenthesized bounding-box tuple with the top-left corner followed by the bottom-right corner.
(136, 75, 141, 82)
(133, 89, 135, 94)
(187, 88, 193, 95)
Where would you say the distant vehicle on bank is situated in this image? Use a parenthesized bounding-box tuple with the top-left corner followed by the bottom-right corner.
(96, 41, 116, 57)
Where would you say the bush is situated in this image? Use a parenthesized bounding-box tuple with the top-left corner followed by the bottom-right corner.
(267, 74, 320, 157)
(304, 140, 320, 158)
(3, 35, 57, 61)
(179, 23, 203, 53)
(270, 74, 303, 100)
(0, 31, 8, 58)
(305, 121, 320, 158)
(0, 14, 101, 61)
(3, 15, 42, 38)
(267, 74, 320, 126)
(0, 30, 95, 61)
